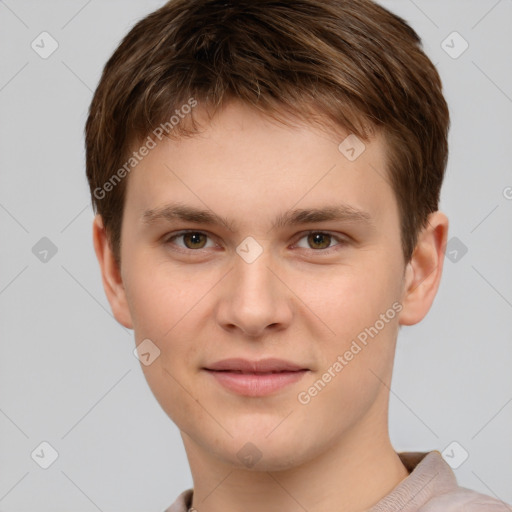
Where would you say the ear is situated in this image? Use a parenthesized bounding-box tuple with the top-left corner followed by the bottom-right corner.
(92, 214, 133, 329)
(398, 211, 449, 326)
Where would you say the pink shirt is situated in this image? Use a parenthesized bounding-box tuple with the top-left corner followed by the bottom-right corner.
(163, 451, 509, 511)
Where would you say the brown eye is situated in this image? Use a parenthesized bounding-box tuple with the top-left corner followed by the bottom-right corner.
(165, 231, 214, 251)
(181, 232, 208, 249)
(294, 231, 348, 253)
(307, 232, 332, 250)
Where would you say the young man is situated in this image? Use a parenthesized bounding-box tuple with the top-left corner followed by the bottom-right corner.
(85, 0, 509, 511)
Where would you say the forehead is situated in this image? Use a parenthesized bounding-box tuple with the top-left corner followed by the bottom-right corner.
(123, 102, 397, 233)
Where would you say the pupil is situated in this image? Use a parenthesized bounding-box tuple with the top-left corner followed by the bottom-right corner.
(186, 233, 205, 248)
(310, 233, 330, 249)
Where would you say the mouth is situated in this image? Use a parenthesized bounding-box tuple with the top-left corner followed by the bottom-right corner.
(207, 369, 305, 374)
(203, 357, 309, 373)
(202, 359, 310, 396)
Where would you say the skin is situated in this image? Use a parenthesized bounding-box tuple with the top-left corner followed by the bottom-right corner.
(93, 100, 449, 512)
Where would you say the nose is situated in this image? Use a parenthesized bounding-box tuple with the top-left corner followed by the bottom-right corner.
(215, 246, 293, 338)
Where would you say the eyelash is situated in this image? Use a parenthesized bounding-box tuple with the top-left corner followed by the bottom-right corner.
(163, 230, 349, 255)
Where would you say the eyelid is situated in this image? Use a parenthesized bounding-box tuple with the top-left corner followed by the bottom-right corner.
(291, 230, 350, 253)
(164, 229, 219, 251)
(164, 229, 349, 253)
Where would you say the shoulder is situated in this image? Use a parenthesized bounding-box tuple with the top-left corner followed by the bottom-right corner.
(390, 451, 510, 512)
(421, 485, 511, 511)
(162, 488, 193, 512)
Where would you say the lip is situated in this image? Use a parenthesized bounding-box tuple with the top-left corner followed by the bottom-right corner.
(204, 357, 308, 373)
(203, 358, 309, 397)
(204, 369, 309, 396)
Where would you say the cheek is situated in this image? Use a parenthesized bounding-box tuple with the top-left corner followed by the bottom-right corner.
(294, 337, 393, 453)
(296, 258, 400, 402)
(123, 252, 197, 336)
(291, 259, 397, 344)
(140, 360, 197, 437)
(132, 295, 206, 433)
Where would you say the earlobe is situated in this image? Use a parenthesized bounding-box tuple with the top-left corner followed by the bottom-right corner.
(398, 211, 449, 326)
(92, 214, 134, 329)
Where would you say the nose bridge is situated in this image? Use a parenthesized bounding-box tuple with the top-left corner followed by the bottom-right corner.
(217, 237, 292, 335)
(233, 238, 277, 305)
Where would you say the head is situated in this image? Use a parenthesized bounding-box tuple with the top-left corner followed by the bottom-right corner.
(87, 0, 449, 470)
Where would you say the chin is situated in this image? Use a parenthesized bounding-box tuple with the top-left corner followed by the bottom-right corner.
(211, 428, 314, 472)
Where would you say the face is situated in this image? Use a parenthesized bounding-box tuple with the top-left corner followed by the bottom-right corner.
(95, 100, 446, 472)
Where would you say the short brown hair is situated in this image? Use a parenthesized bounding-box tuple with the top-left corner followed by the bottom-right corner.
(85, 0, 450, 267)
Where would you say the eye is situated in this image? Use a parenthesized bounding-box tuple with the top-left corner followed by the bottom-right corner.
(164, 230, 216, 251)
(293, 231, 348, 252)
(163, 230, 349, 254)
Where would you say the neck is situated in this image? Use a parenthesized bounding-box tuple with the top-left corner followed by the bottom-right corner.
(181, 400, 409, 512)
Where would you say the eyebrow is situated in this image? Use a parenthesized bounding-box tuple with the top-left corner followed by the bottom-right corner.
(142, 202, 375, 232)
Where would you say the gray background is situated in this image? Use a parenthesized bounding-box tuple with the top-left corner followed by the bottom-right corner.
(1, 0, 511, 510)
